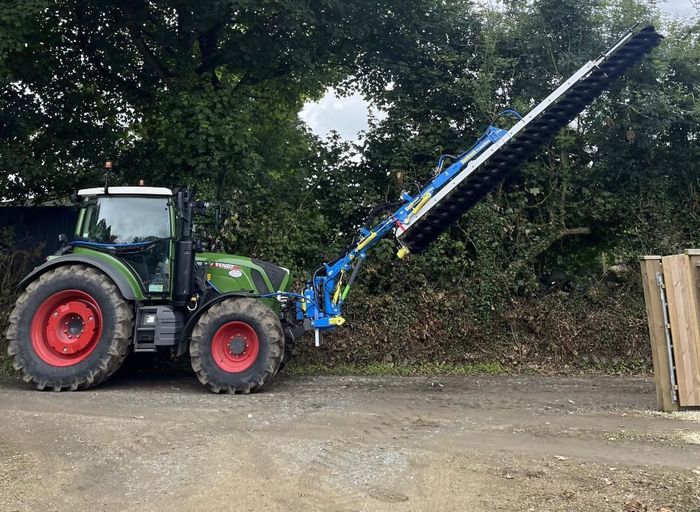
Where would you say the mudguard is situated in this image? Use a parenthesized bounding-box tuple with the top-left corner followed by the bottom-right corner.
(17, 254, 141, 300)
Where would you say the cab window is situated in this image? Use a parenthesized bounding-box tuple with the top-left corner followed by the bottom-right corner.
(80, 196, 172, 294)
(81, 197, 170, 243)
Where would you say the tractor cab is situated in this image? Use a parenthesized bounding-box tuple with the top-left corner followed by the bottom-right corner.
(74, 187, 175, 297)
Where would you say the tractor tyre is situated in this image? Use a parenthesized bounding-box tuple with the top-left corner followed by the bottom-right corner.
(6, 265, 134, 391)
(189, 298, 283, 393)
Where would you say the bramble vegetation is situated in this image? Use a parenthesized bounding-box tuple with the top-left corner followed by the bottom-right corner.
(1, 1, 698, 371)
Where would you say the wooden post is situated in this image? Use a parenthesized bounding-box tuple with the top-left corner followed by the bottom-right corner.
(682, 250, 700, 405)
(640, 256, 678, 411)
(661, 254, 700, 407)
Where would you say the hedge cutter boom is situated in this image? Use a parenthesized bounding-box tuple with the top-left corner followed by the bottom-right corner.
(294, 24, 662, 344)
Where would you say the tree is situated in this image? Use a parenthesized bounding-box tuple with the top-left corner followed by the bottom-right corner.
(0, 0, 446, 203)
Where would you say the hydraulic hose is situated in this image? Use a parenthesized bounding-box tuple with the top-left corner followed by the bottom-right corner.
(341, 256, 365, 301)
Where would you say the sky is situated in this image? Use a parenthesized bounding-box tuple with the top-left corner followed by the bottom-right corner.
(299, 0, 697, 142)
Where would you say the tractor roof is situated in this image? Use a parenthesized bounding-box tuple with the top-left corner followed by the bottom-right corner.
(77, 186, 172, 197)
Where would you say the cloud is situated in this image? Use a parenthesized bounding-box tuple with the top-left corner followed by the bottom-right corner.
(299, 89, 384, 142)
(661, 0, 697, 18)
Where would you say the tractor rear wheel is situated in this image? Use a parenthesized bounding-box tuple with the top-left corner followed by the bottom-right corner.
(189, 298, 283, 393)
(6, 265, 134, 391)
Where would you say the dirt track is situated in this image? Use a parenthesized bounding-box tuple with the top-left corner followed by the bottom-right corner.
(1, 370, 699, 512)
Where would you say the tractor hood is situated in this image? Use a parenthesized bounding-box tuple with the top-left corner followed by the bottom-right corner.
(196, 253, 291, 295)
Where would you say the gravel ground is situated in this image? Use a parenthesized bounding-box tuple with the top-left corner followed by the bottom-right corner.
(1, 369, 699, 511)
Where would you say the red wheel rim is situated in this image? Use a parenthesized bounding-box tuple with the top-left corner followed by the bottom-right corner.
(30, 290, 103, 367)
(211, 321, 260, 373)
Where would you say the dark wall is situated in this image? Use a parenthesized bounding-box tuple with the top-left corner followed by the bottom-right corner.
(0, 207, 78, 256)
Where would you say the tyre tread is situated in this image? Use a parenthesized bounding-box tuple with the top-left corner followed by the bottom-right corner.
(190, 298, 283, 394)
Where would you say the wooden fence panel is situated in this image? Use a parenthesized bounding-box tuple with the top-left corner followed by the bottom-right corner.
(639, 257, 677, 411)
(661, 254, 700, 407)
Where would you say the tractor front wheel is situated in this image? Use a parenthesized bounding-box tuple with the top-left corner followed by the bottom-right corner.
(189, 298, 283, 393)
(6, 265, 134, 391)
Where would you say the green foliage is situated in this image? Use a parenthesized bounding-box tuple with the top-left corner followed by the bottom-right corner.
(287, 361, 505, 377)
(0, 229, 44, 372)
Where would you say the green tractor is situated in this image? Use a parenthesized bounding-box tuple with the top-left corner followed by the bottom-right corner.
(6, 186, 298, 393)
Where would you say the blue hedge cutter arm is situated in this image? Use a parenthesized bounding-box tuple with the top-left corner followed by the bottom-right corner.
(296, 118, 513, 345)
(291, 24, 662, 346)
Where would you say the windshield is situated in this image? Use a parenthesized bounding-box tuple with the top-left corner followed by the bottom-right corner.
(80, 197, 171, 244)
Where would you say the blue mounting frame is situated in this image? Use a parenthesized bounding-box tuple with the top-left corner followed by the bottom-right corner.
(295, 116, 516, 339)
